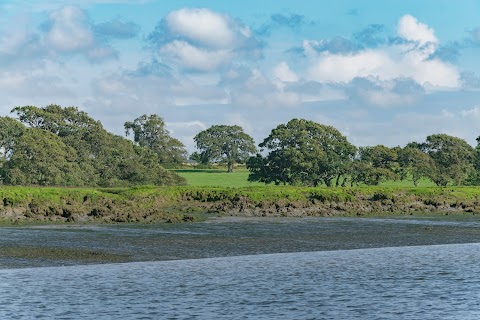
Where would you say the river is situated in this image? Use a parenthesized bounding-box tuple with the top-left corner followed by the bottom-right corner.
(1, 216, 480, 318)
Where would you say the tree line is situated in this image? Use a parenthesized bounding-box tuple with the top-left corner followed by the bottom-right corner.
(191, 118, 480, 187)
(0, 105, 186, 187)
(0, 105, 478, 187)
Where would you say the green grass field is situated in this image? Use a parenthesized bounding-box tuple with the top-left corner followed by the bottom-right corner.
(173, 168, 437, 188)
(173, 168, 265, 187)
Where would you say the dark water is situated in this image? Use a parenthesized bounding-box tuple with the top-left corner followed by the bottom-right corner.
(1, 216, 480, 319)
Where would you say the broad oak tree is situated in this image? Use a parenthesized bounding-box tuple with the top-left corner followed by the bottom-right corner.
(422, 134, 474, 186)
(193, 125, 256, 172)
(248, 119, 356, 186)
(397, 146, 435, 186)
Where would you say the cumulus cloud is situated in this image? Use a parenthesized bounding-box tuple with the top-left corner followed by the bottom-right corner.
(148, 8, 261, 72)
(166, 8, 236, 49)
(304, 15, 459, 88)
(159, 40, 232, 72)
(0, 21, 44, 66)
(273, 61, 299, 82)
(39, 6, 143, 62)
(397, 14, 437, 46)
(44, 6, 95, 52)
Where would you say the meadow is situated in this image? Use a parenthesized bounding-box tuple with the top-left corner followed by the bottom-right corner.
(173, 168, 265, 187)
(173, 167, 436, 188)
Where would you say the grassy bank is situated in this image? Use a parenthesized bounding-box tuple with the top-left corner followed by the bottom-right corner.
(1, 185, 480, 224)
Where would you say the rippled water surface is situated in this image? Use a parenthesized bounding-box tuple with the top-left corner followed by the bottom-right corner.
(1, 216, 480, 318)
(1, 244, 480, 319)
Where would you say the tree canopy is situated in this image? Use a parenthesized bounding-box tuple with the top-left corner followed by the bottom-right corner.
(1, 105, 186, 187)
(125, 114, 187, 166)
(422, 134, 474, 186)
(350, 145, 399, 186)
(248, 119, 356, 186)
(193, 125, 257, 172)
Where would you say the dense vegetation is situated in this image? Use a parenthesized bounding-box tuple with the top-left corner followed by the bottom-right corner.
(0, 105, 479, 188)
(0, 105, 185, 187)
(247, 119, 479, 187)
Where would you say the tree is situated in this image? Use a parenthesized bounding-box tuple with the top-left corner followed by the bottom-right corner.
(248, 119, 356, 186)
(2, 128, 85, 186)
(193, 125, 257, 172)
(0, 117, 25, 160)
(397, 146, 435, 186)
(124, 114, 187, 166)
(351, 145, 399, 186)
(467, 136, 480, 185)
(422, 134, 474, 186)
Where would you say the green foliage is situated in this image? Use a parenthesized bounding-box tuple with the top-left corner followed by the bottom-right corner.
(2, 128, 84, 186)
(423, 134, 474, 186)
(193, 125, 257, 172)
(351, 145, 399, 186)
(125, 114, 187, 166)
(397, 146, 435, 186)
(248, 119, 356, 187)
(0, 117, 25, 160)
(3, 105, 186, 187)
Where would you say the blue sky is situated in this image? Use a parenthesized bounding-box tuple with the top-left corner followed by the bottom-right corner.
(2, 1, 480, 151)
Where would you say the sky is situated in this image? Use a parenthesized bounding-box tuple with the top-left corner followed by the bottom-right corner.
(2, 1, 480, 151)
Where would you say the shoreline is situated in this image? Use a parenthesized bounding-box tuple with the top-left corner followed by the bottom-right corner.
(0, 185, 480, 225)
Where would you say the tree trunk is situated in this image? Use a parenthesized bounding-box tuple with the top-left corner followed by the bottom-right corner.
(227, 161, 234, 173)
(335, 174, 341, 187)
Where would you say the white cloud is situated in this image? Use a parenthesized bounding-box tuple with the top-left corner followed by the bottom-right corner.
(160, 40, 232, 72)
(273, 61, 299, 82)
(45, 6, 95, 52)
(166, 8, 234, 49)
(305, 15, 459, 88)
(39, 5, 121, 62)
(149, 8, 261, 72)
(397, 14, 437, 46)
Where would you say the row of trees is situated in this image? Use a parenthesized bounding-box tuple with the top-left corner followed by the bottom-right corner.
(191, 119, 479, 187)
(0, 105, 478, 187)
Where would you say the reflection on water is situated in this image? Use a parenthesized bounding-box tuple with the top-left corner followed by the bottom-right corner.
(1, 243, 480, 319)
